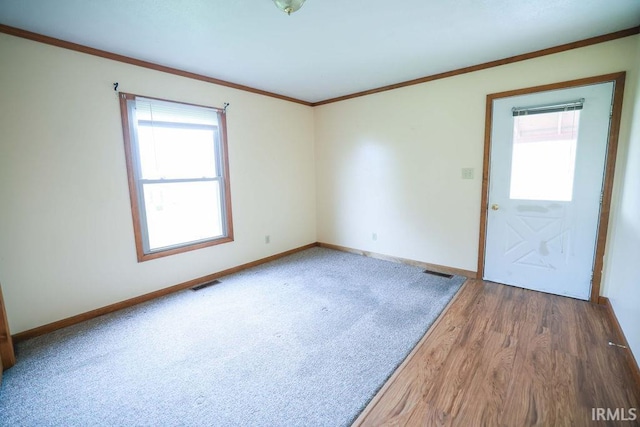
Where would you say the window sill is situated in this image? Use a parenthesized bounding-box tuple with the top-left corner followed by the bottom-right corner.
(136, 236, 234, 262)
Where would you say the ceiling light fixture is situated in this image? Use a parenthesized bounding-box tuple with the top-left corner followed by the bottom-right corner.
(273, 0, 306, 15)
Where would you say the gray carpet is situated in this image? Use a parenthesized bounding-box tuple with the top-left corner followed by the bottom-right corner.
(0, 247, 464, 426)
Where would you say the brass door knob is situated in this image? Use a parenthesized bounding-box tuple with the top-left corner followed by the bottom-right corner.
(491, 204, 499, 211)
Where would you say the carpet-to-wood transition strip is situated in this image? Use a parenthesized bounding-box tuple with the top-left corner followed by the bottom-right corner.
(354, 279, 640, 426)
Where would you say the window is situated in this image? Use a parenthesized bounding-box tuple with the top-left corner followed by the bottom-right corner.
(119, 93, 233, 261)
(509, 110, 581, 202)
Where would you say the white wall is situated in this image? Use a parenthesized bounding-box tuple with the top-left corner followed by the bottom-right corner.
(315, 36, 639, 272)
(1, 30, 638, 345)
(602, 39, 640, 361)
(0, 34, 316, 334)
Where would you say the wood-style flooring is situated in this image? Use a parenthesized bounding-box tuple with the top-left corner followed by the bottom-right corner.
(354, 279, 640, 426)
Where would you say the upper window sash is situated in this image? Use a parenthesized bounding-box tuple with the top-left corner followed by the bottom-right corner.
(128, 99, 223, 182)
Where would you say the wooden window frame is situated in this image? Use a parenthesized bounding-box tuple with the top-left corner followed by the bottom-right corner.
(119, 92, 234, 262)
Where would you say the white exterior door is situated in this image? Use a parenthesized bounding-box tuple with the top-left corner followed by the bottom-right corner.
(484, 82, 614, 300)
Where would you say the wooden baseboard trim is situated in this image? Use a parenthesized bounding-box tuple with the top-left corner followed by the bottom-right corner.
(318, 242, 476, 278)
(351, 279, 470, 426)
(12, 243, 318, 343)
(599, 296, 640, 390)
(12, 242, 472, 343)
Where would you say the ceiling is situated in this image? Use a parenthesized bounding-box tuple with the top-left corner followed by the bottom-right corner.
(1, 0, 639, 104)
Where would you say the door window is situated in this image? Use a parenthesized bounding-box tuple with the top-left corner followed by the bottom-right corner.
(509, 110, 580, 202)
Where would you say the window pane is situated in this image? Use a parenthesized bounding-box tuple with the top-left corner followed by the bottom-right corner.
(137, 126, 217, 179)
(509, 111, 580, 201)
(143, 181, 224, 251)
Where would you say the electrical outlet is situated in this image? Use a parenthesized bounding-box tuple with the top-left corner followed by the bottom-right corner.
(372, 232, 377, 241)
(461, 168, 474, 179)
(265, 235, 270, 244)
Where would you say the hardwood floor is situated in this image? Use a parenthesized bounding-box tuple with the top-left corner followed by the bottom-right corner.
(354, 280, 640, 426)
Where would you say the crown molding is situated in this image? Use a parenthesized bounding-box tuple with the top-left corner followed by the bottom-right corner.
(311, 26, 640, 106)
(1, 24, 638, 107)
(0, 24, 313, 106)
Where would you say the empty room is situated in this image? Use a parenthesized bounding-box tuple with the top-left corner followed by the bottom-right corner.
(0, 1, 639, 425)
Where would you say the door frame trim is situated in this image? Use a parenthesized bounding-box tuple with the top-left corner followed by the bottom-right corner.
(476, 72, 626, 303)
